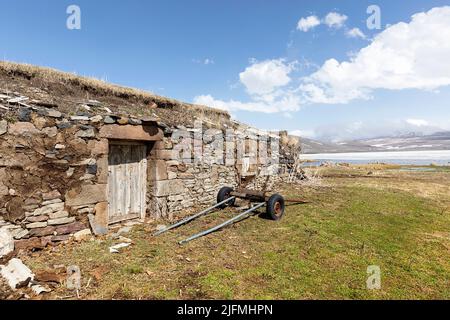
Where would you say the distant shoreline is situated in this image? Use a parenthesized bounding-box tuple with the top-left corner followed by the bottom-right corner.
(301, 149, 450, 159)
(300, 150, 450, 165)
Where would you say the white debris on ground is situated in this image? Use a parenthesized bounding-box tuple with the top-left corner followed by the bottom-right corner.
(0, 227, 14, 258)
(31, 284, 52, 295)
(0, 258, 34, 290)
(117, 226, 132, 235)
(109, 243, 131, 253)
(156, 225, 167, 232)
(73, 229, 92, 242)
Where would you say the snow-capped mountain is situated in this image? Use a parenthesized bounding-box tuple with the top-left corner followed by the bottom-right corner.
(301, 132, 450, 154)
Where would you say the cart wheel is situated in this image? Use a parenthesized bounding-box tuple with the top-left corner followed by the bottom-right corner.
(266, 194, 285, 220)
(217, 187, 235, 208)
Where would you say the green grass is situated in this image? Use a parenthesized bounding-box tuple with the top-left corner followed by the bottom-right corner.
(23, 167, 450, 300)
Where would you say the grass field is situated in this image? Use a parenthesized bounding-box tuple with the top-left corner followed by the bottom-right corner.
(22, 165, 450, 300)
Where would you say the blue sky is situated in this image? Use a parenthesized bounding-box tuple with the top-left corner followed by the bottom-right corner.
(1, 0, 450, 141)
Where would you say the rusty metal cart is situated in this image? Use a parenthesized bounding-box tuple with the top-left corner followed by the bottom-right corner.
(154, 187, 307, 244)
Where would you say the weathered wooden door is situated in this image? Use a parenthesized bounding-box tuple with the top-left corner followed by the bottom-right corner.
(108, 142, 147, 224)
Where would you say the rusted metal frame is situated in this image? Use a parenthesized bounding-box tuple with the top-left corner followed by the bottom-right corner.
(178, 202, 265, 245)
(153, 196, 236, 236)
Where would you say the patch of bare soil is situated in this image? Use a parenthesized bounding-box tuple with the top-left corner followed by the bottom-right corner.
(0, 277, 21, 300)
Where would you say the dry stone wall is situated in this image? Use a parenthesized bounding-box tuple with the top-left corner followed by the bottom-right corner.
(148, 136, 238, 220)
(0, 89, 299, 251)
(0, 92, 161, 249)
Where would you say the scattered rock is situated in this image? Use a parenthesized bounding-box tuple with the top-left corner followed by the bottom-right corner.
(0, 228, 14, 259)
(117, 226, 132, 235)
(117, 236, 132, 243)
(14, 237, 46, 251)
(34, 270, 63, 284)
(11, 228, 29, 240)
(0, 258, 34, 290)
(109, 243, 131, 253)
(73, 229, 92, 242)
(31, 284, 51, 295)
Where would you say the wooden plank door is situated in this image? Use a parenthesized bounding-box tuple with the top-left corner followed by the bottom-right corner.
(108, 143, 147, 224)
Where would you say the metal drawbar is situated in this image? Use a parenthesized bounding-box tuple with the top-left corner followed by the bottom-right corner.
(178, 202, 265, 245)
(153, 196, 236, 236)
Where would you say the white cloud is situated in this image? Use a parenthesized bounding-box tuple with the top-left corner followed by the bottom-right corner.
(346, 27, 366, 39)
(297, 15, 321, 32)
(194, 58, 302, 114)
(193, 91, 302, 114)
(193, 58, 215, 65)
(239, 59, 296, 95)
(406, 119, 429, 127)
(302, 6, 450, 104)
(194, 6, 450, 117)
(324, 12, 348, 29)
(290, 129, 316, 138)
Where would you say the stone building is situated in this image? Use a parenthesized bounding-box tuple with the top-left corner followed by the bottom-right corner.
(0, 62, 301, 250)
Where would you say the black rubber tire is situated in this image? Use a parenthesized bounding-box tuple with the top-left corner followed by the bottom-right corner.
(266, 194, 285, 221)
(217, 187, 235, 208)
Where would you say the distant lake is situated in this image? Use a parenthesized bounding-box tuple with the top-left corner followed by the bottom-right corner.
(300, 150, 450, 166)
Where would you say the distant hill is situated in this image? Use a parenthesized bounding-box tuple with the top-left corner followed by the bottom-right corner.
(301, 131, 450, 154)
